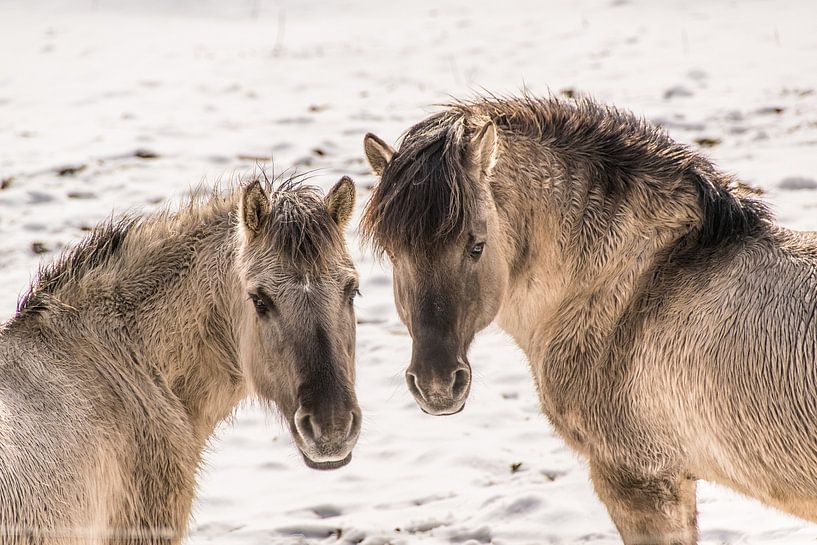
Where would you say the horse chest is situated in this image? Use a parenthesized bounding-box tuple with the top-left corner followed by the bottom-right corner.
(499, 286, 619, 456)
(532, 361, 598, 455)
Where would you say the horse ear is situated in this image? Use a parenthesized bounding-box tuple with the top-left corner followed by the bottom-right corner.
(325, 176, 356, 229)
(240, 180, 270, 236)
(469, 121, 498, 180)
(364, 133, 394, 176)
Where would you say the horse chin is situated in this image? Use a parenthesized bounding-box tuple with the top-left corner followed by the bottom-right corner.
(419, 401, 467, 416)
(300, 451, 352, 471)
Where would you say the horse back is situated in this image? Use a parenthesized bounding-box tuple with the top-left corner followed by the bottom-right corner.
(626, 228, 817, 498)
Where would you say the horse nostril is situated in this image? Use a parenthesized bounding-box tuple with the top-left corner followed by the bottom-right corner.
(451, 367, 470, 399)
(346, 410, 362, 442)
(295, 409, 320, 443)
(405, 371, 426, 402)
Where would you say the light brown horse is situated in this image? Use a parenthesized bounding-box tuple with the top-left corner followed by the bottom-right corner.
(362, 95, 817, 544)
(0, 177, 361, 543)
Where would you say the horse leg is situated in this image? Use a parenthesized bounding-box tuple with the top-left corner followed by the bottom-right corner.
(109, 503, 189, 545)
(107, 457, 195, 545)
(589, 462, 698, 545)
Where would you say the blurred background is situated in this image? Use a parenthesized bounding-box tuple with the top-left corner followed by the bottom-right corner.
(2, 1, 817, 543)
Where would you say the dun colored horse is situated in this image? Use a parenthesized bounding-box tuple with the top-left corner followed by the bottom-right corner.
(363, 96, 817, 544)
(0, 177, 361, 543)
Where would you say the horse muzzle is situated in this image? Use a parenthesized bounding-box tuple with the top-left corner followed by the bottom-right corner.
(405, 360, 471, 416)
(292, 405, 361, 470)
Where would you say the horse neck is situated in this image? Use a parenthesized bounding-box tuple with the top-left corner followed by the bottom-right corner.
(55, 205, 246, 444)
(493, 143, 697, 366)
(140, 213, 247, 441)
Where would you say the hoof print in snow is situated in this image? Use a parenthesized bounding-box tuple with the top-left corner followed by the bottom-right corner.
(275, 524, 338, 539)
(405, 519, 446, 534)
(780, 177, 817, 191)
(504, 496, 542, 515)
(447, 526, 492, 543)
(311, 504, 343, 519)
(687, 69, 708, 82)
(0, 177, 13, 190)
(663, 85, 693, 100)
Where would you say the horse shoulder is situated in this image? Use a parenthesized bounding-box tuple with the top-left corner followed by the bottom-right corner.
(617, 230, 817, 490)
(0, 328, 199, 541)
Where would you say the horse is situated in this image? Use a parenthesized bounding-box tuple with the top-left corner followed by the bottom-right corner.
(0, 176, 361, 544)
(361, 95, 817, 544)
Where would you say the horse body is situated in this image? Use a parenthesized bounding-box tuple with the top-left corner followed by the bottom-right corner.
(513, 228, 817, 521)
(363, 96, 817, 543)
(0, 178, 360, 543)
(639, 232, 817, 507)
(1, 317, 199, 543)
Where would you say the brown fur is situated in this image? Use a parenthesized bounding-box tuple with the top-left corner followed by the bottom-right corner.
(0, 176, 361, 543)
(363, 95, 817, 544)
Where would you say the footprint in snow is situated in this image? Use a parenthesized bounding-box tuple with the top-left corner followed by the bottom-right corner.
(310, 504, 343, 519)
(780, 177, 817, 191)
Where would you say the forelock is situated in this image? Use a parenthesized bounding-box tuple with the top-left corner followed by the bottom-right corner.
(249, 181, 344, 274)
(360, 110, 481, 259)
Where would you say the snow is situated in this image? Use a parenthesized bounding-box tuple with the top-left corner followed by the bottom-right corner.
(2, 0, 817, 543)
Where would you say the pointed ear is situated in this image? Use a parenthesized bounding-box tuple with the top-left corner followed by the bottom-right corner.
(240, 180, 270, 236)
(469, 121, 498, 180)
(325, 176, 356, 229)
(363, 133, 395, 176)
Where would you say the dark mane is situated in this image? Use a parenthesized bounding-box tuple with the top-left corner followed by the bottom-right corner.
(17, 216, 137, 315)
(361, 95, 770, 257)
(261, 178, 342, 274)
(360, 110, 479, 258)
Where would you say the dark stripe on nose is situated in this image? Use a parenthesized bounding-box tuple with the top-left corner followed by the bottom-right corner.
(415, 282, 458, 333)
(296, 323, 351, 413)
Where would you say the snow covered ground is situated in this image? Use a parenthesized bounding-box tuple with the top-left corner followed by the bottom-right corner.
(2, 0, 817, 543)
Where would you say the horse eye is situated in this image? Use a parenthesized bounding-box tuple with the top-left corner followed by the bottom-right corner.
(249, 293, 270, 316)
(469, 242, 485, 260)
(346, 283, 361, 304)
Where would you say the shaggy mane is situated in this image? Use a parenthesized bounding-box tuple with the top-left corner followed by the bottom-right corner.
(360, 95, 770, 257)
(17, 217, 138, 315)
(16, 174, 340, 317)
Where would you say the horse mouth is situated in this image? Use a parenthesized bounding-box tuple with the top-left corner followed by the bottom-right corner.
(300, 451, 352, 470)
(419, 402, 466, 416)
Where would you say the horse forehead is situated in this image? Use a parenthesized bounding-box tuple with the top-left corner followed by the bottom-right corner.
(395, 250, 460, 283)
(300, 274, 321, 293)
(276, 269, 352, 293)
(470, 217, 488, 237)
